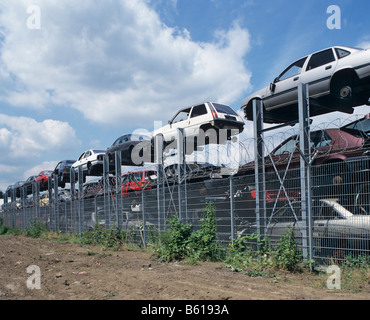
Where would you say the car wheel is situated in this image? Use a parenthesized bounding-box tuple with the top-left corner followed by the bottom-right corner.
(331, 76, 354, 104)
(87, 162, 92, 175)
(60, 175, 66, 188)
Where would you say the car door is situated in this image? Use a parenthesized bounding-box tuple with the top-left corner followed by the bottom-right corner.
(110, 137, 122, 154)
(81, 151, 91, 170)
(187, 104, 208, 137)
(74, 152, 85, 170)
(300, 48, 337, 98)
(264, 56, 308, 110)
(166, 108, 192, 141)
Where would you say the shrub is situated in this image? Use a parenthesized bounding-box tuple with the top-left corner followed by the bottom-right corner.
(154, 201, 222, 263)
(155, 214, 193, 262)
(25, 217, 49, 238)
(272, 227, 302, 272)
(78, 223, 123, 250)
(189, 201, 221, 261)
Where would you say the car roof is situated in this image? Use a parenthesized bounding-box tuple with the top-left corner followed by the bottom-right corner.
(291, 46, 362, 64)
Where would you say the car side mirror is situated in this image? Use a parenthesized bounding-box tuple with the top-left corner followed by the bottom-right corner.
(270, 82, 276, 92)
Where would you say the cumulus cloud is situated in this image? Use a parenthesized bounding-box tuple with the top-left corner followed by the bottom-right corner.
(0, 0, 252, 128)
(23, 160, 59, 179)
(0, 114, 79, 159)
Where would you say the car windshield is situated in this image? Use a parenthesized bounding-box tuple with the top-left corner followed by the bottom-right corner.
(272, 137, 298, 156)
(212, 103, 238, 116)
(172, 108, 191, 123)
(278, 57, 307, 81)
(144, 171, 157, 180)
(45, 171, 53, 175)
(341, 116, 370, 138)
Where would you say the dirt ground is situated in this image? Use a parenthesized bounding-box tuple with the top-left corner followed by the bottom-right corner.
(0, 235, 369, 301)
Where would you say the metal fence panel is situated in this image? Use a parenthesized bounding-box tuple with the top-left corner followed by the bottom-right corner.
(1, 157, 369, 263)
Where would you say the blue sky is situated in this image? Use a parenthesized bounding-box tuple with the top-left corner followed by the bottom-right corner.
(0, 0, 369, 192)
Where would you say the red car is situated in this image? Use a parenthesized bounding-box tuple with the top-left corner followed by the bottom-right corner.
(121, 170, 157, 197)
(238, 113, 370, 175)
(35, 170, 54, 191)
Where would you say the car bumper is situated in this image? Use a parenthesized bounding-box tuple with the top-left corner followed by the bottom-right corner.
(211, 119, 244, 132)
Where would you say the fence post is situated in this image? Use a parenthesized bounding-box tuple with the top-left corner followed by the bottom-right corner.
(298, 82, 313, 263)
(253, 99, 266, 238)
(53, 174, 59, 232)
(142, 187, 146, 247)
(33, 181, 40, 221)
(115, 151, 122, 229)
(103, 154, 111, 228)
(155, 134, 164, 231)
(21, 186, 26, 230)
(78, 166, 83, 235)
(177, 128, 185, 219)
(70, 168, 76, 233)
(230, 175, 235, 243)
(48, 176, 53, 230)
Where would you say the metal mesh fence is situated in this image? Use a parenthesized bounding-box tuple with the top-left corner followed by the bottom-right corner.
(1, 156, 369, 263)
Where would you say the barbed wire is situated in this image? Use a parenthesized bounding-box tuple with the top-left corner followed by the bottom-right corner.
(2, 113, 369, 201)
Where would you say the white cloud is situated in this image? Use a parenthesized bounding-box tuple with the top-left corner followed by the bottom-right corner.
(0, 0, 252, 128)
(23, 160, 59, 179)
(0, 114, 79, 159)
(357, 41, 370, 49)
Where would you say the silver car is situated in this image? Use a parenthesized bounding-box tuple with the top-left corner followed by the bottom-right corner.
(152, 102, 244, 146)
(72, 149, 106, 180)
(242, 46, 370, 123)
(268, 199, 370, 257)
(237, 198, 370, 258)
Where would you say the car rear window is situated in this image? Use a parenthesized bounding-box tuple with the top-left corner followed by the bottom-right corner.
(212, 103, 238, 116)
(335, 48, 351, 59)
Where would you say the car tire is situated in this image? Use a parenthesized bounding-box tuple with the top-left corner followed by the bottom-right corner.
(331, 76, 354, 104)
(87, 162, 92, 175)
(60, 176, 66, 188)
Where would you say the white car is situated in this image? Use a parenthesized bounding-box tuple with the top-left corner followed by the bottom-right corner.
(242, 46, 370, 123)
(238, 198, 370, 257)
(152, 102, 244, 147)
(72, 149, 106, 180)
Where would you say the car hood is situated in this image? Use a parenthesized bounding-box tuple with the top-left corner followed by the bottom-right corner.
(324, 216, 370, 236)
(241, 87, 267, 108)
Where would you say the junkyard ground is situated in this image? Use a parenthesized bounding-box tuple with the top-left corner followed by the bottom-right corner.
(0, 235, 369, 301)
